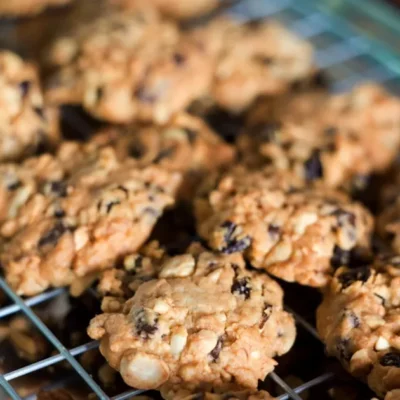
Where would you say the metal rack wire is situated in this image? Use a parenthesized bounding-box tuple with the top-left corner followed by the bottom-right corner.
(1, 0, 400, 398)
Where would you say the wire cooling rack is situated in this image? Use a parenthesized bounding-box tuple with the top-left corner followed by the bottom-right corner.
(1, 0, 400, 399)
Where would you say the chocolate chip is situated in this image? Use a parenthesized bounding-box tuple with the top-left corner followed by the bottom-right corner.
(129, 142, 145, 158)
(7, 181, 22, 191)
(38, 222, 68, 247)
(154, 147, 175, 163)
(173, 52, 186, 65)
(336, 338, 352, 362)
(380, 352, 400, 367)
(324, 126, 338, 136)
(19, 80, 31, 97)
(330, 245, 350, 268)
(259, 303, 272, 329)
(184, 128, 197, 144)
(268, 224, 280, 240)
(231, 277, 251, 299)
(134, 308, 159, 339)
(48, 181, 68, 197)
(338, 266, 371, 289)
(304, 150, 323, 181)
(220, 221, 251, 254)
(209, 336, 224, 361)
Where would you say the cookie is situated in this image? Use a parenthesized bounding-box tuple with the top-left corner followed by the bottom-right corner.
(45, 10, 213, 124)
(0, 146, 181, 296)
(0, 0, 71, 16)
(0, 51, 59, 162)
(88, 247, 296, 392)
(37, 390, 75, 400)
(317, 255, 400, 399)
(191, 18, 315, 113)
(238, 84, 400, 190)
(111, 0, 219, 20)
(73, 113, 235, 199)
(195, 166, 374, 287)
(161, 388, 275, 400)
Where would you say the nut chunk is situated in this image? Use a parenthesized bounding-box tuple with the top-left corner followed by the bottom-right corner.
(88, 249, 295, 392)
(317, 255, 400, 399)
(0, 51, 59, 162)
(195, 167, 373, 287)
(0, 147, 181, 296)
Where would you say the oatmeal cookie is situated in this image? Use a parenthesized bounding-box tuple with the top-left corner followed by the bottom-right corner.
(0, 0, 71, 16)
(0, 147, 181, 296)
(191, 18, 315, 113)
(88, 247, 295, 391)
(161, 388, 275, 400)
(238, 84, 400, 190)
(111, 0, 219, 20)
(77, 113, 235, 199)
(0, 51, 59, 162)
(195, 166, 374, 287)
(317, 255, 400, 399)
(45, 10, 213, 124)
(37, 390, 75, 400)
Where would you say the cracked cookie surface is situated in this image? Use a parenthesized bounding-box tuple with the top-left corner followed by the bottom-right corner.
(45, 10, 213, 124)
(238, 84, 400, 190)
(161, 388, 275, 400)
(0, 146, 181, 296)
(195, 166, 373, 287)
(317, 255, 400, 399)
(191, 18, 315, 113)
(88, 247, 295, 392)
(0, 51, 59, 162)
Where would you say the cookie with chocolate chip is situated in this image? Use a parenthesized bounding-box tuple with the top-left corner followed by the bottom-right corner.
(0, 51, 59, 162)
(0, 146, 181, 296)
(0, 0, 71, 16)
(88, 247, 295, 392)
(317, 255, 400, 399)
(45, 10, 213, 124)
(195, 166, 373, 287)
(190, 18, 315, 113)
(238, 84, 400, 190)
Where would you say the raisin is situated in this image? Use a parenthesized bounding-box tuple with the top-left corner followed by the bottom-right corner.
(304, 150, 323, 181)
(154, 147, 175, 163)
(173, 52, 186, 65)
(7, 181, 22, 191)
(19, 80, 31, 97)
(338, 267, 371, 289)
(380, 352, 400, 367)
(209, 336, 224, 361)
(259, 303, 272, 329)
(48, 181, 68, 197)
(129, 142, 145, 158)
(184, 128, 197, 144)
(34, 107, 46, 120)
(250, 122, 281, 143)
(38, 223, 68, 247)
(336, 338, 352, 362)
(324, 126, 337, 136)
(220, 221, 251, 254)
(268, 224, 280, 240)
(134, 308, 159, 339)
(54, 209, 66, 218)
(330, 245, 350, 268)
(231, 277, 251, 299)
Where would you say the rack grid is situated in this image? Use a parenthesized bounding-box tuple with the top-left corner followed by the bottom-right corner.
(1, 0, 400, 398)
